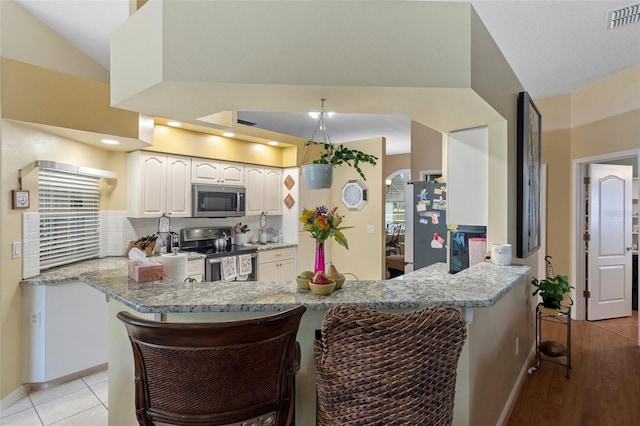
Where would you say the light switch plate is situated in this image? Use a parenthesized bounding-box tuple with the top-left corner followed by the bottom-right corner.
(12, 242, 21, 259)
(367, 225, 374, 234)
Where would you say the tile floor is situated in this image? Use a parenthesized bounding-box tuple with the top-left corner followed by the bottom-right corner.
(1, 369, 108, 426)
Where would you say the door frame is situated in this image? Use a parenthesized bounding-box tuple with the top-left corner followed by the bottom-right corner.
(572, 148, 640, 325)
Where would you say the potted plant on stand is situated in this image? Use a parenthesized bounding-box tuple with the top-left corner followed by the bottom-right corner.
(531, 274, 574, 315)
(301, 99, 378, 189)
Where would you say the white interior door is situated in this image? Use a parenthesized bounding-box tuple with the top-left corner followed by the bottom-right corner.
(587, 163, 633, 320)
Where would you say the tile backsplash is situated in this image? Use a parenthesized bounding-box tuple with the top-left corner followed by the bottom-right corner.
(22, 212, 40, 279)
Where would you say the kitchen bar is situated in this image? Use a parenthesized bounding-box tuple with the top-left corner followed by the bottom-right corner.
(27, 257, 530, 425)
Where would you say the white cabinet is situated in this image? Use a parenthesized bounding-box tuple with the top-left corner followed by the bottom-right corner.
(245, 166, 282, 215)
(258, 247, 296, 281)
(127, 151, 191, 218)
(192, 159, 244, 186)
(187, 256, 204, 282)
(22, 281, 107, 383)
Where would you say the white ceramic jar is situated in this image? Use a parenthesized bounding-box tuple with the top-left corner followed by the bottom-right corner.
(491, 244, 512, 266)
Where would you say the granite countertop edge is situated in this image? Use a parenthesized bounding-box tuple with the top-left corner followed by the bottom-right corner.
(23, 256, 531, 314)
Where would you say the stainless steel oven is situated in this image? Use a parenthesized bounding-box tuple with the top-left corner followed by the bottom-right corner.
(205, 252, 258, 282)
(180, 226, 258, 282)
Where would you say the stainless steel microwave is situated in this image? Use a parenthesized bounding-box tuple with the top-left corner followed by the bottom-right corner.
(192, 184, 246, 217)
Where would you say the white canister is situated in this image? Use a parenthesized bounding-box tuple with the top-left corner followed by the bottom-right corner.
(235, 233, 249, 246)
(491, 244, 512, 266)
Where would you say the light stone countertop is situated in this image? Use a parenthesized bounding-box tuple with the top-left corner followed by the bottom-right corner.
(23, 256, 530, 314)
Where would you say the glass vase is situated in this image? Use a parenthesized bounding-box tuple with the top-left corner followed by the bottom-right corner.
(314, 241, 325, 274)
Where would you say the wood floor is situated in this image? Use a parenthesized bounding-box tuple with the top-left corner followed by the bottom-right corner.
(506, 311, 640, 425)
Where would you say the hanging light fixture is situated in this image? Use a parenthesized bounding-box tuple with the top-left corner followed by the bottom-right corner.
(301, 99, 335, 189)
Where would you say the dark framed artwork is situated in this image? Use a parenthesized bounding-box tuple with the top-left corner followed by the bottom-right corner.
(516, 91, 542, 258)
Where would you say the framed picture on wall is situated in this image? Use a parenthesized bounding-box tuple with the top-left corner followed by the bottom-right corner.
(517, 91, 542, 258)
(12, 190, 30, 209)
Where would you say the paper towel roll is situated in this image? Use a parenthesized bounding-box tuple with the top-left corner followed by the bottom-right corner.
(491, 244, 512, 266)
(160, 253, 188, 282)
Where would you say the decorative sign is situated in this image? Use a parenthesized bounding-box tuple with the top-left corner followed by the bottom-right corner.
(284, 194, 295, 209)
(158, 214, 170, 232)
(12, 190, 30, 209)
(284, 175, 295, 190)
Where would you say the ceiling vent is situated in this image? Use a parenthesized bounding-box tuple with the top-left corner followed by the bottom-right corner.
(237, 118, 257, 126)
(607, 3, 640, 29)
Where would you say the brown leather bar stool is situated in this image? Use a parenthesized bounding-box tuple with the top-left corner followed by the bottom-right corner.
(117, 305, 306, 426)
(314, 305, 466, 426)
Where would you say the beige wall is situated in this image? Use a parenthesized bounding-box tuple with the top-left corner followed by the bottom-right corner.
(541, 128, 572, 278)
(469, 276, 534, 424)
(383, 153, 410, 180)
(469, 7, 524, 254)
(329, 138, 386, 280)
(1, 58, 142, 140)
(410, 121, 443, 180)
(0, 121, 127, 398)
(0, 1, 109, 84)
(148, 125, 286, 167)
(536, 65, 640, 285)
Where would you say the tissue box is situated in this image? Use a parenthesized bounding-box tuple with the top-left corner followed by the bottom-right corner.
(128, 261, 163, 283)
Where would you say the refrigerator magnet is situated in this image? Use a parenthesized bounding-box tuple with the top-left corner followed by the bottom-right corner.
(431, 212, 440, 224)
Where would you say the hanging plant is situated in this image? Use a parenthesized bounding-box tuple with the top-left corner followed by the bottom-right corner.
(304, 140, 378, 181)
(301, 99, 378, 188)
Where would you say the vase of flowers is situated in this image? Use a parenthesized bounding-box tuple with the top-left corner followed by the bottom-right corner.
(299, 206, 351, 273)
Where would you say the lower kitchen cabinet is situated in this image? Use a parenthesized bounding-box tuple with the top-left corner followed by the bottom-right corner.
(258, 247, 296, 281)
(22, 280, 107, 383)
(187, 256, 205, 282)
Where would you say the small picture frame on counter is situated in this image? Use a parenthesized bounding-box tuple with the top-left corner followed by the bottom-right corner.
(12, 190, 30, 209)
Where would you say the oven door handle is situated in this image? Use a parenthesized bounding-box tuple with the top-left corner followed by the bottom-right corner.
(208, 253, 258, 264)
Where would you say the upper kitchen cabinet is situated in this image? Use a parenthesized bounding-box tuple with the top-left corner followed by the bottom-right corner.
(191, 159, 245, 186)
(127, 151, 192, 218)
(245, 166, 283, 215)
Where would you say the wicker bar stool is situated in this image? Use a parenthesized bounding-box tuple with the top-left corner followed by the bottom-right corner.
(117, 305, 306, 426)
(314, 305, 467, 426)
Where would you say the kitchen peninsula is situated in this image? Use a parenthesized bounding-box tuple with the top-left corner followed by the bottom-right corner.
(27, 258, 531, 426)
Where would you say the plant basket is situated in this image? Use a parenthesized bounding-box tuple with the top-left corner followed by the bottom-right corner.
(302, 164, 333, 189)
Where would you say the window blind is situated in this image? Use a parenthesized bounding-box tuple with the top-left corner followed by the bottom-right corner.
(39, 168, 100, 269)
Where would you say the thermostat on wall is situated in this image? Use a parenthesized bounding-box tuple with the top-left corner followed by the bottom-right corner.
(341, 180, 368, 211)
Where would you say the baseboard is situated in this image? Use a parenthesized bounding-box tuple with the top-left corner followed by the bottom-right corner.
(0, 384, 31, 416)
(496, 343, 536, 426)
(26, 363, 108, 391)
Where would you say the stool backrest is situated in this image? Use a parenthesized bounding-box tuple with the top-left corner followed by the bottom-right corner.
(117, 305, 306, 426)
(314, 305, 466, 425)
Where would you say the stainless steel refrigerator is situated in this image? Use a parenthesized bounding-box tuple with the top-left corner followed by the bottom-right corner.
(404, 181, 448, 272)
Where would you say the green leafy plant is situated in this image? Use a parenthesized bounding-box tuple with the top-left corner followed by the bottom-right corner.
(531, 274, 574, 309)
(304, 140, 378, 181)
